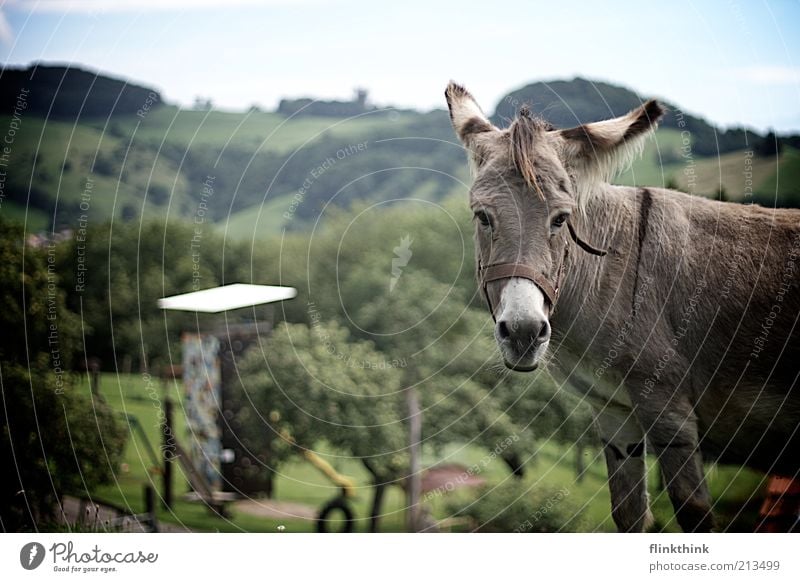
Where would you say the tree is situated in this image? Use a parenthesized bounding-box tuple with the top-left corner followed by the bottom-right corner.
(756, 131, 782, 157)
(0, 218, 126, 531)
(54, 219, 229, 371)
(239, 321, 406, 532)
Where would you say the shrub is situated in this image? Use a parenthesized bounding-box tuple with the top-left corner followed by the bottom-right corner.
(443, 480, 582, 532)
(0, 218, 127, 531)
(1, 365, 127, 531)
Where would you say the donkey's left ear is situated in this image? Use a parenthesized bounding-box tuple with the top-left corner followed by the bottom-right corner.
(445, 81, 499, 170)
(558, 99, 666, 178)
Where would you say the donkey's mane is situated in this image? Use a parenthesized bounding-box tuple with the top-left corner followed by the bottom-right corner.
(508, 105, 554, 199)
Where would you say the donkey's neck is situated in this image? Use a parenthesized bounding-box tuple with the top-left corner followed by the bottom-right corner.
(555, 183, 638, 325)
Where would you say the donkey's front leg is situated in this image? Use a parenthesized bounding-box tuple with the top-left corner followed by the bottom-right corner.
(636, 405, 714, 532)
(594, 407, 652, 532)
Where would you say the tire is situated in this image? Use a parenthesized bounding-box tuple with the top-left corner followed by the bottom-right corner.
(316, 496, 355, 533)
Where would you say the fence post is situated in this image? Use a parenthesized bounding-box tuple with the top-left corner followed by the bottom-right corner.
(89, 358, 101, 398)
(144, 484, 159, 532)
(163, 398, 174, 510)
(405, 386, 422, 532)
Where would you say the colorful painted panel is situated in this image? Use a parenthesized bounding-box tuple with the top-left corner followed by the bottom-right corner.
(182, 333, 222, 492)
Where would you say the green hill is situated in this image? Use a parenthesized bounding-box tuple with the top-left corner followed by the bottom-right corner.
(493, 77, 763, 156)
(0, 64, 163, 119)
(92, 105, 420, 154)
(615, 131, 798, 206)
(0, 113, 192, 224)
(754, 146, 800, 206)
(1, 65, 797, 239)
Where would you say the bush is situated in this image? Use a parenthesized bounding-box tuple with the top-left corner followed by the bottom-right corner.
(93, 153, 115, 176)
(0, 365, 127, 531)
(444, 480, 582, 532)
(147, 183, 170, 205)
(0, 218, 127, 531)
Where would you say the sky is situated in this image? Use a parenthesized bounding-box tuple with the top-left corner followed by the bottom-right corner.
(1, 0, 799, 132)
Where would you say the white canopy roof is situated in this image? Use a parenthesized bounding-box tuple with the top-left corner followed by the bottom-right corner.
(158, 283, 297, 313)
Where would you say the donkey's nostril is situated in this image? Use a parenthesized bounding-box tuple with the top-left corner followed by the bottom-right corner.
(497, 320, 511, 340)
(537, 320, 551, 344)
(496, 316, 549, 346)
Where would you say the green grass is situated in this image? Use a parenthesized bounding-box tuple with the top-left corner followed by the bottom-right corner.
(83, 371, 767, 532)
(757, 146, 800, 204)
(95, 106, 417, 155)
(668, 149, 777, 201)
(616, 130, 799, 204)
(217, 192, 295, 241)
(617, 128, 688, 188)
(0, 114, 192, 224)
(85, 372, 409, 532)
(426, 440, 765, 532)
(0, 200, 49, 231)
(218, 176, 468, 242)
(1, 107, 418, 232)
(7, 105, 799, 238)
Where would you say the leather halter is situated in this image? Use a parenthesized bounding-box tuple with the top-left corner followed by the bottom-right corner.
(478, 222, 607, 321)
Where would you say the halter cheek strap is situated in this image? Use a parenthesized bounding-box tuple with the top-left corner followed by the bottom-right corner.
(478, 222, 606, 321)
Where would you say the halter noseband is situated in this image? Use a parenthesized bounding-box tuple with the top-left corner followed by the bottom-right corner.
(478, 222, 607, 321)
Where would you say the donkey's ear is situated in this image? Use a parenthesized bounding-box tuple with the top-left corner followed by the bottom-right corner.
(559, 99, 666, 182)
(445, 81, 498, 170)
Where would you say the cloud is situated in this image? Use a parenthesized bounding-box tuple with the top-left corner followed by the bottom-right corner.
(737, 65, 800, 85)
(0, 10, 14, 45)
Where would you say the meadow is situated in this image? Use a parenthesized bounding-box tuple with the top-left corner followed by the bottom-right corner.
(80, 372, 768, 533)
(4, 109, 798, 242)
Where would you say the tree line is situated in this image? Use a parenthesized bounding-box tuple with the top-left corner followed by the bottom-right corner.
(1, 195, 595, 530)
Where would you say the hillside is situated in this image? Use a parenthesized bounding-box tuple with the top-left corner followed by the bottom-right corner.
(0, 100, 466, 232)
(1, 65, 796, 239)
(493, 78, 763, 156)
(0, 64, 162, 119)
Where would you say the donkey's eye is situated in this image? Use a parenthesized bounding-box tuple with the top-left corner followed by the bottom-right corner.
(475, 210, 492, 228)
(551, 213, 569, 229)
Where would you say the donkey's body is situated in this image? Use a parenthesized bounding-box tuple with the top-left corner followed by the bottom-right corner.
(446, 81, 800, 531)
(556, 184, 800, 474)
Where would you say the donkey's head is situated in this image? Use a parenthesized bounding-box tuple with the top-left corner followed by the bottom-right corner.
(445, 81, 664, 371)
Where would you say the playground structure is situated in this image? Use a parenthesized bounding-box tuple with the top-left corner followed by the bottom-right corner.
(151, 283, 521, 532)
(156, 283, 361, 529)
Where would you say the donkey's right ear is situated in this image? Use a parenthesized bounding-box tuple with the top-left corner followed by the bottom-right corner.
(445, 81, 498, 170)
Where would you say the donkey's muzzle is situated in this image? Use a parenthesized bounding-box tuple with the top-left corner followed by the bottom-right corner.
(497, 314, 550, 372)
(497, 315, 550, 346)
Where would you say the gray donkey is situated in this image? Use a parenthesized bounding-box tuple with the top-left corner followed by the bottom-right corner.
(445, 81, 800, 532)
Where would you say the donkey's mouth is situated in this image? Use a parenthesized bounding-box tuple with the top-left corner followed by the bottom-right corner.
(504, 361, 539, 372)
(499, 340, 546, 372)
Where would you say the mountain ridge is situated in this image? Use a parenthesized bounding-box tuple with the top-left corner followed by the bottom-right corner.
(493, 77, 766, 156)
(0, 63, 163, 120)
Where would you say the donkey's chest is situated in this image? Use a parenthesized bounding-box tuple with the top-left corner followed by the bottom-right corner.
(549, 347, 634, 412)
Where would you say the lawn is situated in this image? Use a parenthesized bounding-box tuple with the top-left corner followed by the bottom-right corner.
(217, 192, 296, 242)
(217, 175, 471, 241)
(0, 113, 193, 224)
(616, 130, 798, 203)
(757, 146, 800, 204)
(93, 107, 417, 155)
(82, 372, 767, 532)
(0, 106, 417, 232)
